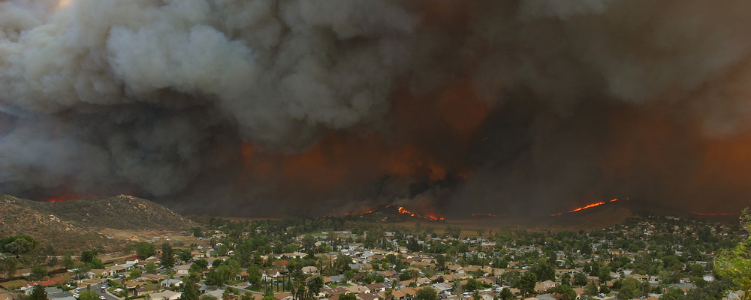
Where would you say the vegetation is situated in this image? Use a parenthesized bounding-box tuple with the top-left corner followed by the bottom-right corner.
(29, 285, 47, 300)
(716, 208, 751, 300)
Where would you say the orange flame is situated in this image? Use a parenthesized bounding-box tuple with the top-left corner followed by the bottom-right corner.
(549, 199, 622, 216)
(391, 205, 445, 221)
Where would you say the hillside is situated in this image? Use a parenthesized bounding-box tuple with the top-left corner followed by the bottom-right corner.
(24, 195, 198, 231)
(0, 194, 199, 253)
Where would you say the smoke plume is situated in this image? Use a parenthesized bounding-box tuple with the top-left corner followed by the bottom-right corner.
(2, 0, 751, 216)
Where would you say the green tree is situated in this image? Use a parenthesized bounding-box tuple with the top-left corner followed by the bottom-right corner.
(307, 276, 324, 296)
(302, 235, 317, 254)
(88, 258, 104, 269)
(136, 242, 156, 259)
(179, 250, 193, 262)
(464, 278, 480, 292)
(500, 288, 513, 300)
(200, 295, 218, 300)
(130, 269, 142, 278)
(583, 282, 598, 298)
(162, 243, 175, 269)
(662, 287, 685, 300)
(531, 258, 555, 281)
(145, 262, 158, 274)
(518, 272, 537, 297)
(716, 208, 751, 300)
(62, 253, 75, 269)
(206, 265, 230, 287)
(0, 257, 18, 277)
(247, 266, 262, 286)
(29, 284, 47, 300)
(217, 245, 229, 257)
(72, 263, 91, 280)
(340, 294, 357, 300)
(551, 285, 576, 300)
(284, 244, 299, 253)
(80, 250, 96, 263)
(574, 272, 588, 286)
(30, 266, 48, 280)
(415, 287, 437, 300)
(262, 288, 275, 300)
(181, 277, 200, 300)
(616, 278, 642, 300)
(190, 227, 204, 238)
(560, 273, 571, 286)
(3, 238, 34, 255)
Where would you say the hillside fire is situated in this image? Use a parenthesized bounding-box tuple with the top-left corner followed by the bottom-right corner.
(549, 199, 622, 217)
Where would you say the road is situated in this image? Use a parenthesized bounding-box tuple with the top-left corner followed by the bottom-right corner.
(88, 281, 122, 300)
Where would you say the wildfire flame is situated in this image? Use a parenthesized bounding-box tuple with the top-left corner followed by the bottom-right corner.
(392, 205, 444, 221)
(339, 205, 445, 221)
(549, 199, 621, 216)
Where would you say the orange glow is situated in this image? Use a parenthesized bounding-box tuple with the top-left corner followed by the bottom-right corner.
(549, 200, 614, 216)
(391, 205, 445, 221)
(55, 0, 72, 11)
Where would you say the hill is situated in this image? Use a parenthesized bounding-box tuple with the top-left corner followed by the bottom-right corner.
(24, 195, 198, 231)
(0, 194, 199, 253)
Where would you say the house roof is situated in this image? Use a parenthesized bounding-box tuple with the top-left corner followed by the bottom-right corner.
(357, 293, 382, 300)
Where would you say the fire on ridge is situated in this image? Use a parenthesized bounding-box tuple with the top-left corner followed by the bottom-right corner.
(549, 199, 622, 217)
(340, 205, 445, 221)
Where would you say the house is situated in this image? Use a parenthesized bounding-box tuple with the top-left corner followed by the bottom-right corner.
(87, 269, 107, 278)
(205, 290, 225, 300)
(345, 285, 370, 294)
(365, 283, 386, 293)
(150, 291, 182, 300)
(302, 266, 319, 275)
(175, 264, 192, 276)
(535, 280, 556, 292)
(145, 274, 166, 281)
(107, 265, 127, 276)
(323, 287, 349, 296)
(126, 257, 140, 264)
(162, 279, 183, 288)
(328, 275, 347, 284)
(526, 294, 557, 300)
(357, 293, 382, 300)
(431, 283, 452, 293)
(47, 288, 76, 300)
(379, 290, 406, 300)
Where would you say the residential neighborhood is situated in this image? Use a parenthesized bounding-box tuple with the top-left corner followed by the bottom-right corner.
(1, 213, 749, 300)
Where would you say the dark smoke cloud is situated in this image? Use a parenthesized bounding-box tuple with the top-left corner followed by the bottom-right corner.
(2, 0, 751, 216)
